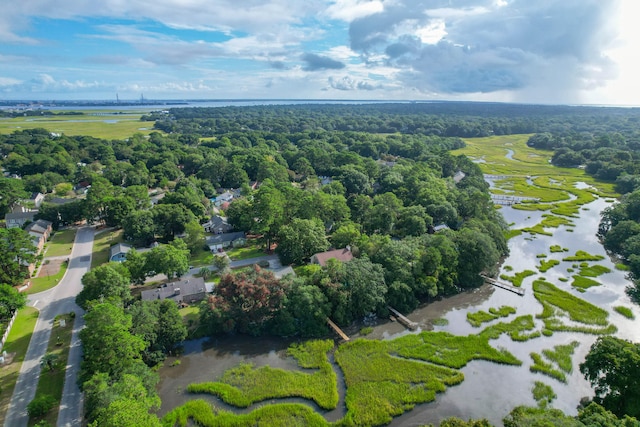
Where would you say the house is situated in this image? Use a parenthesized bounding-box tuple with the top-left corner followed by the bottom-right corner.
(214, 190, 234, 207)
(310, 248, 353, 267)
(206, 232, 246, 252)
(5, 211, 37, 229)
(453, 171, 466, 184)
(431, 224, 450, 233)
(203, 215, 233, 234)
(25, 219, 53, 255)
(141, 277, 207, 304)
(28, 192, 45, 209)
(48, 197, 76, 206)
(109, 243, 132, 262)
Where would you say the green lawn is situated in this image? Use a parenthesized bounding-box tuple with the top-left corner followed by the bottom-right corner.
(25, 261, 68, 295)
(43, 229, 77, 258)
(29, 314, 74, 426)
(189, 246, 214, 267)
(0, 111, 157, 140)
(226, 244, 265, 261)
(0, 307, 39, 425)
(91, 228, 124, 268)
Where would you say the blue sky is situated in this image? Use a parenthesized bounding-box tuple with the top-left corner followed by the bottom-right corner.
(0, 0, 637, 104)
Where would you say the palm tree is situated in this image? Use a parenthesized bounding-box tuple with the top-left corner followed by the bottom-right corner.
(40, 353, 59, 371)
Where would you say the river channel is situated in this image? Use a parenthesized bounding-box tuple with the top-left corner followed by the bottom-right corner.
(157, 193, 639, 426)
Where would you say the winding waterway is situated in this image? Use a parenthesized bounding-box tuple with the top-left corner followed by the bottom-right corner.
(157, 192, 639, 425)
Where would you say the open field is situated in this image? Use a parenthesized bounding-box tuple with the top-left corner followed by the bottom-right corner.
(0, 111, 156, 140)
(0, 307, 39, 425)
(26, 260, 68, 295)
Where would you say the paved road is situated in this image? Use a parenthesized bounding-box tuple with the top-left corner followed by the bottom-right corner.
(4, 226, 94, 427)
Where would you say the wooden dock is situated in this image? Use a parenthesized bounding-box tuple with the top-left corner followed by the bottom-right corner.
(326, 318, 350, 341)
(481, 275, 526, 296)
(387, 306, 419, 330)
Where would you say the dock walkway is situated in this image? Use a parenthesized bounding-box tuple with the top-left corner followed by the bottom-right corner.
(481, 274, 526, 296)
(387, 306, 419, 330)
(326, 318, 350, 341)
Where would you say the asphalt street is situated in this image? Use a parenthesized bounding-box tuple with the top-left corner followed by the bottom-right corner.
(4, 226, 93, 427)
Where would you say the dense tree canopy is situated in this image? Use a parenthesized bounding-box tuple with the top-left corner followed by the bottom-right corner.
(580, 336, 640, 419)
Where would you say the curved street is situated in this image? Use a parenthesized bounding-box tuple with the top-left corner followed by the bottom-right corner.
(4, 226, 94, 427)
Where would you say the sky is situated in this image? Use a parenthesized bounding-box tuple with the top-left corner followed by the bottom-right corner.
(0, 0, 638, 105)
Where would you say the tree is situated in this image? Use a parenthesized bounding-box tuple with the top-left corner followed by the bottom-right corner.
(204, 266, 287, 335)
(183, 220, 204, 254)
(151, 203, 195, 241)
(276, 218, 329, 265)
(252, 180, 285, 249)
(0, 283, 27, 320)
(454, 228, 500, 288)
(212, 255, 230, 273)
(338, 257, 387, 321)
(580, 336, 640, 418)
(76, 263, 131, 309)
(123, 210, 156, 246)
(280, 281, 331, 337)
(0, 228, 37, 287)
(79, 303, 146, 384)
(330, 222, 361, 249)
(40, 352, 59, 371)
(145, 240, 189, 280)
(154, 300, 187, 353)
(124, 249, 149, 285)
(0, 177, 28, 216)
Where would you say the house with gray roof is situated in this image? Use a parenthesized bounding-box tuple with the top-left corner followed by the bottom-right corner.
(206, 232, 246, 252)
(5, 211, 37, 229)
(203, 215, 233, 234)
(141, 277, 207, 304)
(110, 243, 132, 262)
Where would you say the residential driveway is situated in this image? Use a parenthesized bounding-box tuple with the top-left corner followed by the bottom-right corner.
(4, 226, 94, 427)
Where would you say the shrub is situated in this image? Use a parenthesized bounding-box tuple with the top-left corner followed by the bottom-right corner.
(27, 394, 56, 418)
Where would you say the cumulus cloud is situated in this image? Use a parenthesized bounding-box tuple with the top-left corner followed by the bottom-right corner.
(301, 53, 346, 71)
(328, 76, 381, 91)
(348, 0, 621, 99)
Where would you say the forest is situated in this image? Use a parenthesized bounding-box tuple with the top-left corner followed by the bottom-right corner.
(2, 102, 640, 425)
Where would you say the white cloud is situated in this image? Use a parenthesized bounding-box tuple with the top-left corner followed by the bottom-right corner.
(325, 0, 385, 21)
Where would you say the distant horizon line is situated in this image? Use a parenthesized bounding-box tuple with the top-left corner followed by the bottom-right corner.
(1, 98, 639, 109)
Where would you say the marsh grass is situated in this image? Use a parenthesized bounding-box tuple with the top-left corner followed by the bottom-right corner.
(533, 279, 611, 326)
(542, 341, 579, 373)
(500, 270, 536, 287)
(467, 306, 516, 327)
(537, 259, 559, 273)
(550, 245, 569, 253)
(530, 353, 566, 383)
(162, 399, 328, 427)
(335, 338, 464, 426)
(532, 381, 556, 408)
(613, 306, 635, 319)
(479, 315, 541, 342)
(571, 276, 601, 292)
(577, 264, 611, 277)
(615, 263, 630, 271)
(187, 340, 338, 410)
(562, 251, 605, 262)
(389, 331, 520, 368)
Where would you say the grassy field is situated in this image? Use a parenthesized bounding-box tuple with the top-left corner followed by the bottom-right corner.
(28, 314, 74, 426)
(188, 246, 214, 268)
(0, 111, 156, 140)
(91, 228, 124, 268)
(0, 307, 39, 425)
(26, 261, 68, 295)
(179, 305, 205, 339)
(43, 229, 77, 258)
(225, 242, 265, 261)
